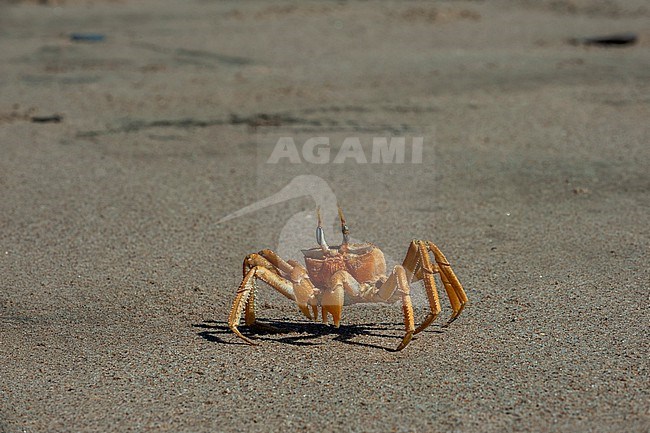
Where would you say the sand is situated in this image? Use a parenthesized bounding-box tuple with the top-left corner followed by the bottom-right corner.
(1, 0, 648, 432)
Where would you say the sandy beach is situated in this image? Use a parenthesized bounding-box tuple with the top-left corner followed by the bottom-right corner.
(1, 0, 648, 431)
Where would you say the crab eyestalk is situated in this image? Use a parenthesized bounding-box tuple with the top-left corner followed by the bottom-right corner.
(338, 206, 350, 252)
(316, 207, 330, 253)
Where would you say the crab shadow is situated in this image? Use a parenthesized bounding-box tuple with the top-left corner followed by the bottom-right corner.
(194, 319, 444, 351)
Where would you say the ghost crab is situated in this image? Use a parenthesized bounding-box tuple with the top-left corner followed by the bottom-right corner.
(228, 208, 468, 351)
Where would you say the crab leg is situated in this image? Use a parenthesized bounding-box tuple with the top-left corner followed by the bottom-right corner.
(394, 265, 416, 351)
(412, 241, 442, 334)
(382, 240, 442, 334)
(255, 249, 293, 276)
(228, 266, 296, 345)
(242, 252, 282, 326)
(425, 241, 468, 325)
(373, 264, 418, 351)
(397, 240, 467, 332)
(376, 241, 415, 302)
(242, 249, 316, 323)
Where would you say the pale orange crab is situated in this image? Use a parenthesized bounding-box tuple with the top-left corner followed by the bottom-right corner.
(228, 208, 468, 351)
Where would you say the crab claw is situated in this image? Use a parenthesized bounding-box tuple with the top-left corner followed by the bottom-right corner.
(296, 289, 319, 321)
(288, 263, 317, 321)
(321, 285, 344, 327)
